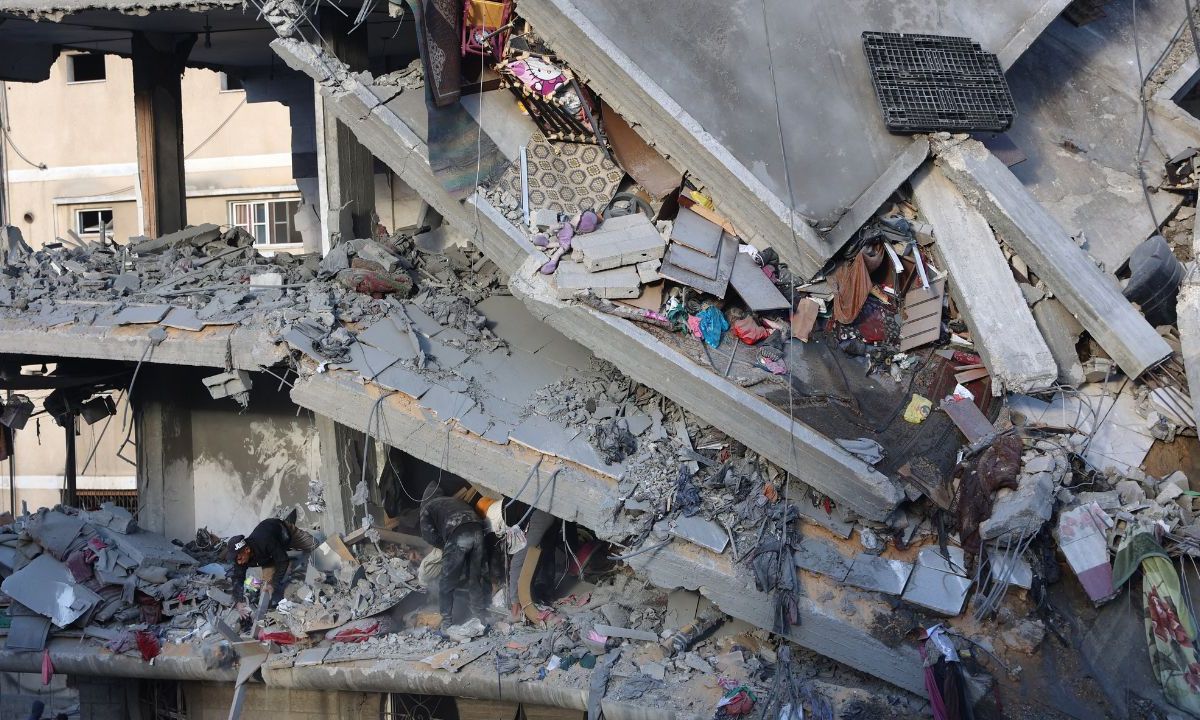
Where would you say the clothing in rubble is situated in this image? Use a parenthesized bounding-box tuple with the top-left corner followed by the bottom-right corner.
(228, 515, 317, 606)
(419, 482, 489, 623)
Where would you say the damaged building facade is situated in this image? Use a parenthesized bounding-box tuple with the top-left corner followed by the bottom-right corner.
(1, 0, 1200, 717)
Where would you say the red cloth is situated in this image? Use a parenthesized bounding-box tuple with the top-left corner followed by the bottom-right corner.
(732, 317, 770, 344)
(41, 649, 53, 685)
(833, 252, 871, 324)
(135, 630, 161, 662)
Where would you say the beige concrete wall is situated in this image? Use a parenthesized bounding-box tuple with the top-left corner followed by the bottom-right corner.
(0, 387, 134, 513)
(3, 52, 298, 247)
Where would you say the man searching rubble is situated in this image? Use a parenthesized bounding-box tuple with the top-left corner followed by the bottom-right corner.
(228, 510, 317, 615)
(419, 482, 490, 626)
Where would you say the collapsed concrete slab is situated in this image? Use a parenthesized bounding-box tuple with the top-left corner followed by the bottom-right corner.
(911, 164, 1057, 394)
(270, 37, 905, 522)
(289, 371, 924, 694)
(934, 139, 1173, 379)
(516, 0, 1072, 274)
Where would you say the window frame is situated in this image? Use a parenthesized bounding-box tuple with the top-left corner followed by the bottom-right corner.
(66, 53, 107, 84)
(74, 208, 114, 236)
(228, 198, 303, 249)
(219, 72, 245, 93)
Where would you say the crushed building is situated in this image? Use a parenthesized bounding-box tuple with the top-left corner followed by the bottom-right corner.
(0, 0, 1199, 718)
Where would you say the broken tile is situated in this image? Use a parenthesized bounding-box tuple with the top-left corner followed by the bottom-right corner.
(418, 384, 477, 422)
(358, 315, 420, 361)
(373, 366, 432, 400)
(901, 546, 971, 616)
(670, 207, 723, 256)
(334, 341, 402, 381)
(402, 303, 446, 337)
(669, 515, 729, 554)
(659, 232, 736, 298)
(1, 554, 102, 627)
(729, 250, 789, 311)
(1057, 503, 1116, 605)
(792, 538, 853, 581)
(113, 305, 170, 325)
(843, 554, 913, 595)
(476, 295, 559, 353)
(161, 306, 206, 332)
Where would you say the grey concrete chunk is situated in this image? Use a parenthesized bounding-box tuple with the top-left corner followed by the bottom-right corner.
(25, 509, 84, 560)
(844, 554, 913, 595)
(979, 470, 1054, 541)
(554, 260, 641, 300)
(128, 223, 221, 254)
(594, 623, 658, 642)
(203, 370, 253, 401)
(575, 213, 666, 272)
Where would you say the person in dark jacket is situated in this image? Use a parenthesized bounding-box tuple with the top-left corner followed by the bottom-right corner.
(419, 482, 489, 625)
(228, 511, 317, 612)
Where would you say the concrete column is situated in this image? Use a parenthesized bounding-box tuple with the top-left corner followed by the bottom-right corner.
(134, 368, 193, 537)
(131, 32, 194, 239)
(315, 8, 375, 252)
(314, 414, 370, 536)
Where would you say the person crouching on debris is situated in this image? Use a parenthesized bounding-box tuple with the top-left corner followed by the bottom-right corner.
(420, 482, 489, 626)
(228, 509, 317, 616)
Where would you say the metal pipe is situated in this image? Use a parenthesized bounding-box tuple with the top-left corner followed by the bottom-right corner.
(64, 414, 77, 507)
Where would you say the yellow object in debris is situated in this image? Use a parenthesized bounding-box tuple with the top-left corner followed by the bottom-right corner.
(904, 394, 933, 424)
(688, 190, 715, 210)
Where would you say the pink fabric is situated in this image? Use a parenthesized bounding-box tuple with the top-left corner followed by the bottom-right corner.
(918, 639, 949, 720)
(687, 315, 703, 339)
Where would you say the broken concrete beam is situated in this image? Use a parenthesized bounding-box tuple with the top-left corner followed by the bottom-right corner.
(290, 372, 922, 692)
(1179, 276, 1200, 430)
(514, 0, 836, 278)
(513, 258, 904, 522)
(0, 317, 286, 372)
(270, 36, 903, 522)
(128, 223, 222, 255)
(934, 139, 1171, 379)
(1031, 298, 1086, 387)
(554, 260, 641, 300)
(911, 165, 1056, 394)
(979, 470, 1054, 541)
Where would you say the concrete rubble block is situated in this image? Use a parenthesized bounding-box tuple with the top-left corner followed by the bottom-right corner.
(202, 371, 254, 401)
(911, 165, 1057, 394)
(80, 502, 137, 535)
(594, 623, 657, 642)
(575, 214, 666, 273)
(636, 259, 662, 284)
(979, 469, 1055, 541)
(901, 546, 972, 616)
(97, 527, 197, 571)
(353, 238, 402, 272)
(554, 260, 641, 300)
(1056, 502, 1116, 605)
(935, 139, 1172, 379)
(24, 509, 84, 560)
(1, 554, 102, 628)
(128, 223, 222, 255)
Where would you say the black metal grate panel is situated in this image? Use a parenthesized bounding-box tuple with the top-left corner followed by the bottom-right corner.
(862, 31, 1016, 134)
